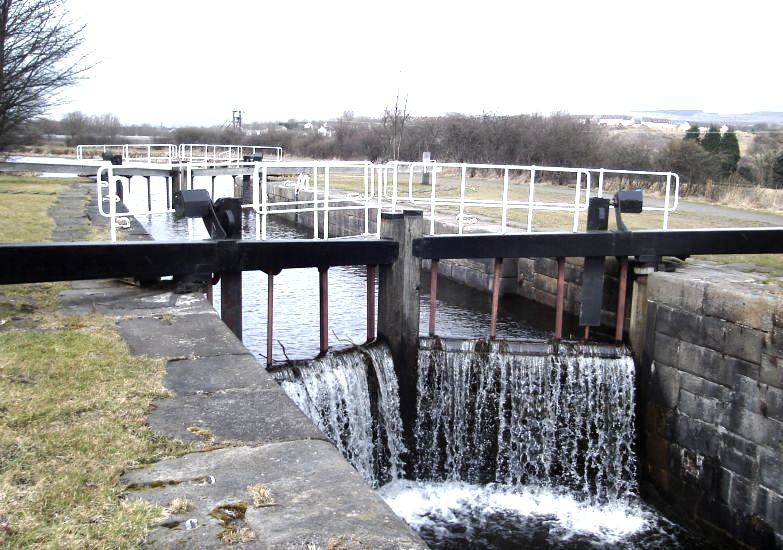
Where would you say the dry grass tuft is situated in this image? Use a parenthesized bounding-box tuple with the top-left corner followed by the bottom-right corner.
(187, 425, 215, 445)
(219, 526, 256, 544)
(247, 483, 275, 507)
(166, 497, 193, 514)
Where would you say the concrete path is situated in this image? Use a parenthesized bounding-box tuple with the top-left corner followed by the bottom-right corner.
(53, 182, 427, 549)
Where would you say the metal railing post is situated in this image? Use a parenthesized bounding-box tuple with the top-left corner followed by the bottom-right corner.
(428, 259, 439, 337)
(489, 257, 502, 339)
(319, 266, 329, 354)
(367, 265, 376, 341)
(555, 257, 566, 340)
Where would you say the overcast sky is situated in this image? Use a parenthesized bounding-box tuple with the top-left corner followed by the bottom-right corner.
(51, 0, 781, 127)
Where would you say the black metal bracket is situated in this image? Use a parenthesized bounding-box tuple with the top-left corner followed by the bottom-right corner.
(580, 191, 643, 326)
(612, 189, 643, 232)
(172, 190, 241, 240)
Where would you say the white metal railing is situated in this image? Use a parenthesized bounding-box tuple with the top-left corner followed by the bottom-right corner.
(250, 161, 377, 240)
(76, 144, 123, 160)
(76, 144, 284, 164)
(77, 143, 175, 163)
(122, 144, 178, 164)
(394, 162, 593, 234)
(593, 168, 680, 230)
(178, 144, 284, 163)
(92, 159, 681, 241)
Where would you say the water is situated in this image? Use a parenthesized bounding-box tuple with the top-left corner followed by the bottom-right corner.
(129, 174, 566, 360)
(414, 340, 636, 502)
(273, 344, 406, 486)
(128, 179, 710, 548)
(274, 339, 710, 549)
(377, 480, 707, 549)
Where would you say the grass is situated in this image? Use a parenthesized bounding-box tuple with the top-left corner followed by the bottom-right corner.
(0, 173, 188, 548)
(0, 176, 68, 242)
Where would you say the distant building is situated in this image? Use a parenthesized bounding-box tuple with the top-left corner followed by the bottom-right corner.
(317, 122, 332, 137)
(639, 117, 677, 130)
(697, 124, 730, 135)
(598, 115, 635, 127)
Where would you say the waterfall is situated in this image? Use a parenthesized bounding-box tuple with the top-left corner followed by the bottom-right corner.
(276, 336, 637, 507)
(273, 343, 407, 486)
(414, 338, 637, 504)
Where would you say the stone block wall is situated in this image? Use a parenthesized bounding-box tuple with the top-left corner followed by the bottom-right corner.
(638, 264, 783, 547)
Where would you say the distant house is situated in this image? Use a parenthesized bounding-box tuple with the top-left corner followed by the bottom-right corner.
(640, 117, 676, 130)
(677, 122, 692, 132)
(317, 122, 332, 137)
(598, 115, 635, 127)
(698, 124, 730, 135)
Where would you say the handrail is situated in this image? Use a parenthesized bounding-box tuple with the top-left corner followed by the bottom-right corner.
(76, 144, 284, 164)
(249, 160, 376, 241)
(177, 144, 283, 163)
(594, 168, 680, 230)
(76, 144, 122, 160)
(122, 144, 178, 164)
(74, 158, 683, 241)
(398, 162, 592, 234)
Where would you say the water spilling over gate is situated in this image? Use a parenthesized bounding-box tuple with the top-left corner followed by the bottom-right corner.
(273, 344, 407, 486)
(270, 336, 686, 547)
(414, 338, 637, 504)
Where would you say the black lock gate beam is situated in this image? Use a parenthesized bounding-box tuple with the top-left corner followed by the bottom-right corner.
(413, 227, 783, 338)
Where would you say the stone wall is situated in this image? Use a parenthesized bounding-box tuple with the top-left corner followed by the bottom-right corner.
(637, 263, 783, 547)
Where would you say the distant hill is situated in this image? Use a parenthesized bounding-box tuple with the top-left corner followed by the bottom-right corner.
(653, 110, 704, 117)
(631, 110, 783, 126)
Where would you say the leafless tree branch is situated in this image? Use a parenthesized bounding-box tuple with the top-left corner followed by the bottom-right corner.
(0, 0, 91, 150)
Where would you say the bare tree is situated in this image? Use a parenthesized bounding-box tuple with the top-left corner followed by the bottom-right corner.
(0, 0, 90, 150)
(382, 90, 408, 161)
(60, 110, 88, 146)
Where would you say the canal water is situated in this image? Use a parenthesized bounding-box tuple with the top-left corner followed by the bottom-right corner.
(125, 176, 713, 549)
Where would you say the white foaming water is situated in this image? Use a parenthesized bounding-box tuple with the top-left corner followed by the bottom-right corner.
(378, 480, 652, 547)
(414, 340, 637, 504)
(274, 343, 407, 486)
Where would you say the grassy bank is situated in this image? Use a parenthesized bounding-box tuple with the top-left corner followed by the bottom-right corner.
(0, 175, 186, 548)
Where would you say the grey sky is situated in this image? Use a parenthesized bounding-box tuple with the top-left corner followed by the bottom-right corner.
(52, 0, 782, 127)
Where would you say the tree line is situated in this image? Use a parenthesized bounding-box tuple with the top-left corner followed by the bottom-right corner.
(19, 110, 783, 190)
